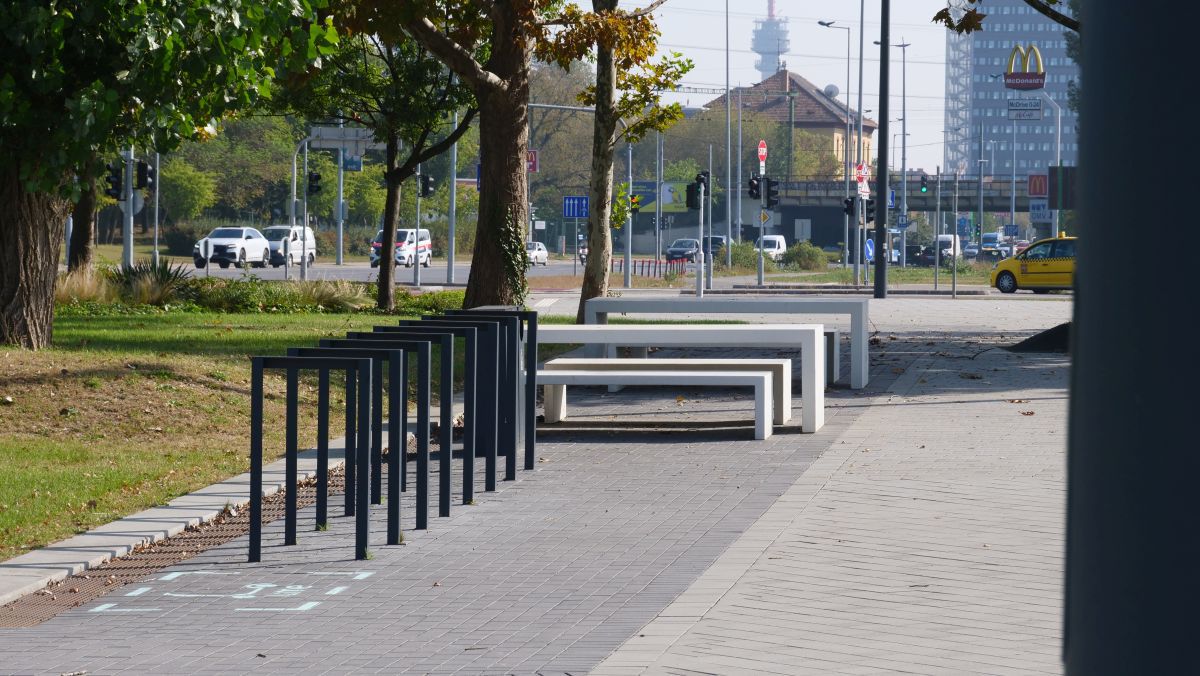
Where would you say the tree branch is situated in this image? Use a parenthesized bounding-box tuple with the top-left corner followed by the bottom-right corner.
(1023, 0, 1079, 32)
(404, 18, 506, 93)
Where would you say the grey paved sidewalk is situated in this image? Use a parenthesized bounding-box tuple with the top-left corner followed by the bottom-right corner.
(0, 343, 896, 675)
(593, 341, 1067, 675)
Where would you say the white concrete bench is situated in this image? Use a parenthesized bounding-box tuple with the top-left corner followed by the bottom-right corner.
(584, 297, 867, 388)
(544, 358, 792, 425)
(537, 324, 824, 433)
(616, 329, 839, 386)
(538, 369, 774, 440)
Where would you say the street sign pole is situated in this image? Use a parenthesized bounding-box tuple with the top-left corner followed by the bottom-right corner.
(696, 182, 705, 299)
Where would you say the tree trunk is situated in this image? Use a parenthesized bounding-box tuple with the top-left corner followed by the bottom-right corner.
(68, 167, 96, 273)
(0, 165, 71, 348)
(576, 18, 619, 323)
(465, 90, 531, 308)
(377, 135, 401, 311)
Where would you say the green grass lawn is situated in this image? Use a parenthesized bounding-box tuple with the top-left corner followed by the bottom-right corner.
(769, 264, 994, 286)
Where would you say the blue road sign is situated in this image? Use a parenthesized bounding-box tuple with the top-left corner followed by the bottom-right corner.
(563, 196, 590, 219)
(342, 156, 363, 171)
(864, 238, 875, 263)
(957, 216, 971, 237)
(896, 214, 910, 229)
(887, 189, 896, 209)
(1004, 223, 1019, 236)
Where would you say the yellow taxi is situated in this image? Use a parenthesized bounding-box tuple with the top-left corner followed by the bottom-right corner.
(990, 234, 1077, 294)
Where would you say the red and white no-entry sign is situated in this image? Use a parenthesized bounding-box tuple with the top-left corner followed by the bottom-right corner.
(855, 162, 867, 183)
(757, 140, 767, 161)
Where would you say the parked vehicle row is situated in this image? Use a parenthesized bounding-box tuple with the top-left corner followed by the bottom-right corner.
(194, 225, 317, 269)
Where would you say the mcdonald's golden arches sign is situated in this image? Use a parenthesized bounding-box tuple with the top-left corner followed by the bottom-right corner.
(1004, 44, 1046, 90)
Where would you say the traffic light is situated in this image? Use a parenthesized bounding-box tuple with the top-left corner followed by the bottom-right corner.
(920, 175, 929, 193)
(307, 171, 322, 195)
(144, 161, 155, 192)
(748, 173, 761, 200)
(842, 197, 855, 217)
(974, 223, 982, 239)
(419, 173, 435, 197)
(865, 198, 876, 223)
(103, 160, 122, 199)
(630, 193, 641, 213)
(695, 171, 709, 189)
(686, 182, 700, 210)
(135, 160, 149, 190)
(765, 177, 780, 208)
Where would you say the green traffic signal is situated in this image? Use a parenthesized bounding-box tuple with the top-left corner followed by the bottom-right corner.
(919, 175, 929, 193)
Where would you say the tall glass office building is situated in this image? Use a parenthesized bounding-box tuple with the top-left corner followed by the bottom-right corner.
(944, 0, 1078, 178)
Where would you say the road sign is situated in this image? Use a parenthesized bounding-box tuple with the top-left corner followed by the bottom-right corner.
(857, 181, 870, 199)
(1027, 173, 1048, 197)
(118, 191, 144, 216)
(896, 214, 910, 229)
(887, 189, 895, 209)
(1008, 98, 1043, 120)
(310, 126, 383, 154)
(534, 220, 546, 230)
(342, 156, 362, 171)
(1030, 199, 1051, 223)
(855, 163, 867, 183)
(864, 238, 874, 262)
(957, 217, 971, 237)
(757, 140, 767, 162)
(759, 209, 772, 225)
(563, 195, 590, 219)
(1004, 223, 1019, 236)
(527, 149, 540, 173)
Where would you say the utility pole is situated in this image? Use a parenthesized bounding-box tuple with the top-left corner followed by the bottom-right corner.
(301, 143, 308, 281)
(736, 88, 743, 245)
(725, 0, 732, 266)
(448, 109, 459, 284)
(122, 146, 134, 268)
(706, 144, 714, 290)
(656, 130, 663, 262)
(153, 152, 160, 266)
(336, 117, 345, 265)
(696, 180, 705, 299)
(414, 163, 422, 287)
(934, 166, 942, 290)
(872, 0, 891, 300)
(624, 141, 633, 288)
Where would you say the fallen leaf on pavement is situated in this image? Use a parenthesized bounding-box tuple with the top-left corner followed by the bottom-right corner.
(1020, 411, 1036, 416)
(1007, 399, 1030, 404)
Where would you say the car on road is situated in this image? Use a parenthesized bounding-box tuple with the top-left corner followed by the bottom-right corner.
(262, 225, 316, 268)
(394, 228, 432, 268)
(193, 227, 271, 269)
(756, 235, 787, 261)
(702, 235, 728, 257)
(526, 241, 549, 266)
(664, 238, 700, 262)
(990, 234, 1077, 294)
(963, 242, 980, 261)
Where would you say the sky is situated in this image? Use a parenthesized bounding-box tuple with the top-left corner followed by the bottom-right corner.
(622, 0, 951, 174)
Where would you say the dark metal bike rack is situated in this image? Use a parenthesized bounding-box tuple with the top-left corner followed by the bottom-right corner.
(321, 337, 433, 530)
(343, 331, 455, 521)
(249, 356, 372, 562)
(448, 308, 539, 471)
(288, 347, 407, 545)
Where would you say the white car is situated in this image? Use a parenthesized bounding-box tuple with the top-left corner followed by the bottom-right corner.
(262, 225, 317, 268)
(393, 228, 432, 268)
(193, 227, 271, 269)
(526, 241, 549, 265)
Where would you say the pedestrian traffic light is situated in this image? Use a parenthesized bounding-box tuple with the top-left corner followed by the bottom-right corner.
(865, 198, 876, 223)
(630, 194, 641, 213)
(842, 197, 855, 217)
(920, 175, 928, 193)
(419, 173, 435, 197)
(307, 171, 322, 195)
(686, 182, 700, 210)
(135, 160, 150, 190)
(765, 177, 780, 208)
(103, 161, 122, 199)
(748, 174, 761, 200)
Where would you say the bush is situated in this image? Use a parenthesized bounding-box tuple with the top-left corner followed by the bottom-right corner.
(294, 280, 371, 312)
(781, 241, 828, 271)
(162, 223, 209, 256)
(104, 259, 193, 306)
(314, 225, 377, 258)
(394, 289, 466, 315)
(715, 241, 776, 272)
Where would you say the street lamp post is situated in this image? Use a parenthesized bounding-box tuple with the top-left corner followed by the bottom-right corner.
(876, 39, 909, 268)
(818, 20, 852, 269)
(1039, 90, 1063, 236)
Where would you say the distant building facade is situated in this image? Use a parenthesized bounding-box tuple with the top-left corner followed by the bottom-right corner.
(945, 0, 1079, 177)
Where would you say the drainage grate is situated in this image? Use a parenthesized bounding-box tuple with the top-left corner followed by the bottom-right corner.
(0, 469, 345, 628)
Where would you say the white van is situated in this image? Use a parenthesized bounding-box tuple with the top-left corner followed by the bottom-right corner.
(756, 235, 787, 261)
(394, 228, 432, 268)
(935, 234, 963, 260)
(262, 225, 317, 268)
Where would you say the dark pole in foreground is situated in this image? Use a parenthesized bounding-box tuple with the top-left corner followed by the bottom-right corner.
(1065, 2, 1198, 673)
(872, 0, 890, 298)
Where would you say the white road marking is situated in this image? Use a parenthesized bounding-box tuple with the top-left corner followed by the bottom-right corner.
(125, 587, 152, 597)
(90, 603, 161, 613)
(234, 601, 320, 613)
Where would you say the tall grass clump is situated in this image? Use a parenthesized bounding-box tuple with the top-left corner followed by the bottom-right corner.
(104, 259, 192, 306)
(55, 270, 119, 305)
(294, 280, 371, 312)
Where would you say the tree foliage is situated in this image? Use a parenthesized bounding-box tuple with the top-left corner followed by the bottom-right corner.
(934, 0, 1079, 34)
(158, 158, 218, 223)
